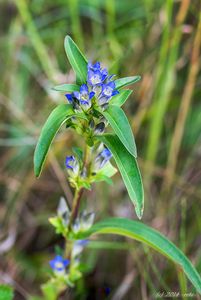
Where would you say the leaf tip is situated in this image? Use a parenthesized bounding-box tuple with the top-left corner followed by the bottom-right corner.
(136, 207, 144, 219)
(64, 35, 71, 43)
(34, 166, 40, 178)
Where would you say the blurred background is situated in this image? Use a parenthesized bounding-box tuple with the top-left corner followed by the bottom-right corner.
(0, 0, 201, 299)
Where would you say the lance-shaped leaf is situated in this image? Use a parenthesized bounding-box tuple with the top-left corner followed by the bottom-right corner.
(53, 84, 80, 93)
(115, 76, 141, 89)
(102, 105, 137, 157)
(97, 134, 143, 218)
(83, 218, 201, 294)
(110, 89, 133, 107)
(34, 104, 74, 177)
(64, 35, 88, 85)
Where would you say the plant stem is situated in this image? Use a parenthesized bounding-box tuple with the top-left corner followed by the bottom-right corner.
(68, 187, 84, 231)
(68, 144, 92, 231)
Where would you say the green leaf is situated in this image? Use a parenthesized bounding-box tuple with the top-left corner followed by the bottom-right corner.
(84, 218, 201, 294)
(52, 84, 80, 92)
(102, 105, 137, 157)
(97, 134, 143, 218)
(98, 161, 117, 178)
(115, 76, 141, 89)
(0, 285, 14, 300)
(91, 161, 117, 185)
(72, 146, 84, 161)
(64, 35, 88, 85)
(110, 89, 133, 107)
(34, 104, 74, 177)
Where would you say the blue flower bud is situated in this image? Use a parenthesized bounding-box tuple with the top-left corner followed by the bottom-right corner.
(72, 239, 89, 258)
(57, 197, 70, 226)
(88, 61, 101, 71)
(57, 197, 69, 216)
(95, 147, 112, 169)
(65, 155, 79, 176)
(65, 93, 73, 103)
(94, 122, 105, 134)
(80, 211, 95, 230)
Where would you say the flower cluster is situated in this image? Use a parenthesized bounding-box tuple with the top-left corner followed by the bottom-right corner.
(65, 146, 112, 186)
(72, 211, 95, 234)
(49, 239, 88, 281)
(65, 61, 119, 111)
(49, 197, 95, 236)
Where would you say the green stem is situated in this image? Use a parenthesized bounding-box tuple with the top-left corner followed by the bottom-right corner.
(67, 144, 92, 231)
(68, 187, 84, 231)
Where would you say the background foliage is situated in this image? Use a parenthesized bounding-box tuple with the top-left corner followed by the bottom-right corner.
(0, 0, 201, 299)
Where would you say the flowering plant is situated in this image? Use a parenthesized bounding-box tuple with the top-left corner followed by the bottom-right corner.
(33, 36, 201, 298)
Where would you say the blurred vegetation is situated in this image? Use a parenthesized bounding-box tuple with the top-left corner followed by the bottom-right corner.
(0, 0, 201, 299)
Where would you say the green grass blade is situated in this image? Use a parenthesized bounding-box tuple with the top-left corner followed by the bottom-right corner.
(110, 89, 133, 107)
(85, 218, 201, 294)
(52, 84, 80, 92)
(64, 35, 88, 85)
(34, 104, 74, 177)
(97, 134, 143, 218)
(115, 76, 141, 89)
(102, 105, 137, 157)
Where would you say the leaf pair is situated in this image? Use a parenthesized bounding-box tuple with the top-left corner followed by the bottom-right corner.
(34, 35, 143, 218)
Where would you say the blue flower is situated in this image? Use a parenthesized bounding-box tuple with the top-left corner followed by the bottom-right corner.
(87, 61, 108, 86)
(49, 255, 70, 272)
(88, 61, 101, 71)
(65, 93, 73, 104)
(65, 155, 79, 175)
(95, 147, 112, 169)
(65, 155, 75, 170)
(98, 81, 119, 107)
(101, 81, 119, 98)
(65, 61, 119, 111)
(101, 148, 112, 160)
(73, 84, 95, 106)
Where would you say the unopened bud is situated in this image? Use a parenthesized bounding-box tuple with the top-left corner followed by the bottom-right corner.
(94, 122, 105, 134)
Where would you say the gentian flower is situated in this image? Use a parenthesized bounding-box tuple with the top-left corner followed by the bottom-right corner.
(98, 81, 119, 107)
(65, 61, 119, 112)
(94, 147, 112, 170)
(88, 61, 101, 71)
(87, 61, 108, 86)
(65, 93, 73, 104)
(49, 255, 70, 274)
(65, 155, 79, 176)
(73, 84, 95, 108)
(101, 81, 119, 98)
